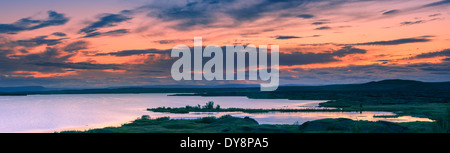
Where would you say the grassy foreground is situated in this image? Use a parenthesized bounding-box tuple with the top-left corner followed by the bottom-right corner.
(147, 101, 449, 128)
(61, 115, 442, 133)
(62, 101, 449, 133)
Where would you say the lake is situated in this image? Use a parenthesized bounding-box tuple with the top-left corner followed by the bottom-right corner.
(0, 93, 433, 133)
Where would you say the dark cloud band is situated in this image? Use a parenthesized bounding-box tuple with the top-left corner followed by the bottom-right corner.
(0, 11, 69, 34)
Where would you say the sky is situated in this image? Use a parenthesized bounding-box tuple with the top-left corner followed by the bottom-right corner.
(0, 0, 450, 88)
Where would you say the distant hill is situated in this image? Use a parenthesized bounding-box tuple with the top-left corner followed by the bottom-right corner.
(1, 79, 449, 106)
(1, 79, 450, 95)
(271, 79, 450, 106)
(276, 79, 450, 92)
(0, 86, 48, 93)
(350, 79, 450, 91)
(365, 79, 423, 84)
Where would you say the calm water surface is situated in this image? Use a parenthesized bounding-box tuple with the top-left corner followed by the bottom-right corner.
(0, 93, 433, 133)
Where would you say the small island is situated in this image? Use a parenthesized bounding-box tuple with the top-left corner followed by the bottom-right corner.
(147, 101, 346, 114)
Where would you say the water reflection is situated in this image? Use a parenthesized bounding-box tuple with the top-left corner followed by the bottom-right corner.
(0, 93, 434, 133)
